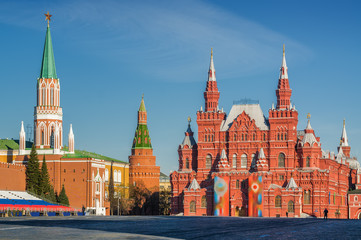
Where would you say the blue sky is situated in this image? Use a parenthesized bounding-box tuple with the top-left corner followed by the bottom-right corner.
(1, 0, 361, 174)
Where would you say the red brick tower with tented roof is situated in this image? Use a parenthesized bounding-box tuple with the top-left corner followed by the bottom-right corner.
(128, 96, 160, 191)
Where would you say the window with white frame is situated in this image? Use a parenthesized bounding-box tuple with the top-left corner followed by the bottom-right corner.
(118, 170, 121, 183)
(105, 169, 109, 181)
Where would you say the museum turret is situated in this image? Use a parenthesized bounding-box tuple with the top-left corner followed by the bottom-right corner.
(268, 45, 298, 169)
(178, 118, 197, 172)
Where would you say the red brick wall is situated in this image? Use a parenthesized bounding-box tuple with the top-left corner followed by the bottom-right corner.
(0, 162, 26, 191)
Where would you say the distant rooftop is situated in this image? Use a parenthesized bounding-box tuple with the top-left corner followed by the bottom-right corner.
(0, 139, 32, 150)
(58, 147, 127, 163)
(160, 172, 169, 181)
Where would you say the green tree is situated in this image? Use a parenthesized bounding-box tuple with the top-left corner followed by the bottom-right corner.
(129, 180, 151, 215)
(159, 189, 171, 215)
(108, 161, 115, 215)
(48, 185, 57, 203)
(26, 144, 41, 195)
(57, 185, 69, 206)
(40, 155, 51, 197)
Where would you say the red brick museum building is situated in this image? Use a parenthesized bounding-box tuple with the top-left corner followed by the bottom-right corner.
(170, 48, 361, 219)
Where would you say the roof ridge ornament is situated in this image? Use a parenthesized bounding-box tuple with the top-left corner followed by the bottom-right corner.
(340, 118, 349, 147)
(45, 11, 52, 26)
(280, 44, 288, 79)
(208, 48, 216, 81)
(306, 113, 312, 129)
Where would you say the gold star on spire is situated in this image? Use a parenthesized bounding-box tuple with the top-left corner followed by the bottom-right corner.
(45, 11, 52, 26)
(307, 113, 311, 119)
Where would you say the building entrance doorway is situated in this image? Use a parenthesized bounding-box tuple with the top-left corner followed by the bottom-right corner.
(235, 206, 240, 216)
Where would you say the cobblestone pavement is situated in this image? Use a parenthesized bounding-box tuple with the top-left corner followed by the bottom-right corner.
(0, 216, 360, 240)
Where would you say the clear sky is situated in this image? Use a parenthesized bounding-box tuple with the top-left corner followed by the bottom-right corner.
(1, 0, 361, 174)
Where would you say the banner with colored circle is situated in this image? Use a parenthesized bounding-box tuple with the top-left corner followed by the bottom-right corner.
(214, 176, 229, 216)
(248, 175, 263, 217)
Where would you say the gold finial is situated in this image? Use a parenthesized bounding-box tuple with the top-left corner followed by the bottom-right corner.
(283, 44, 285, 56)
(343, 119, 345, 127)
(211, 48, 213, 57)
(307, 113, 311, 119)
(188, 116, 191, 124)
(45, 11, 52, 26)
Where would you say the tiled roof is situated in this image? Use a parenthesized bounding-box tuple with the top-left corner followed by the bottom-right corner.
(62, 149, 127, 163)
(221, 104, 269, 131)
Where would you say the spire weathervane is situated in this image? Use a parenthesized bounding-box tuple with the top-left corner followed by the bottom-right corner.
(307, 113, 311, 119)
(45, 11, 52, 26)
(188, 116, 191, 125)
(211, 48, 213, 57)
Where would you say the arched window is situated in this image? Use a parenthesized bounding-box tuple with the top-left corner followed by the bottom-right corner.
(236, 180, 240, 189)
(211, 135, 214, 142)
(284, 133, 287, 140)
(306, 156, 310, 167)
(288, 201, 294, 213)
(263, 133, 266, 141)
(275, 195, 282, 208)
(253, 134, 256, 141)
(277, 133, 280, 141)
(190, 200, 196, 212)
(201, 196, 207, 208)
(251, 154, 257, 169)
(118, 170, 122, 183)
(241, 154, 247, 168)
(41, 131, 45, 145)
(206, 154, 212, 169)
(50, 129, 54, 148)
(204, 135, 207, 142)
(232, 154, 237, 169)
(234, 133, 237, 141)
(208, 135, 211, 142)
(278, 153, 285, 167)
(304, 190, 311, 204)
(114, 170, 117, 182)
(186, 158, 190, 169)
(105, 169, 109, 181)
(245, 134, 248, 141)
(242, 134, 244, 141)
(281, 133, 283, 140)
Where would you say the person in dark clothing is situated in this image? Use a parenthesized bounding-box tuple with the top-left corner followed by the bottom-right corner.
(82, 205, 86, 216)
(323, 208, 328, 219)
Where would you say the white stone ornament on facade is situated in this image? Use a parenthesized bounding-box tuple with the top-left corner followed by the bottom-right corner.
(68, 124, 74, 153)
(19, 121, 26, 155)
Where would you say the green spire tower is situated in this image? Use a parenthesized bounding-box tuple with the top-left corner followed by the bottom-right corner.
(132, 95, 152, 149)
(39, 23, 57, 79)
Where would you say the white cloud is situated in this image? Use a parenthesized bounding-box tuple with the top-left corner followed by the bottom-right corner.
(0, 0, 312, 83)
